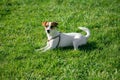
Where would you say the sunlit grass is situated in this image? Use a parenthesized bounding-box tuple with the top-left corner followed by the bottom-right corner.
(0, 0, 120, 80)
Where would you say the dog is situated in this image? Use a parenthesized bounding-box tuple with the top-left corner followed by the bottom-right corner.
(39, 21, 90, 52)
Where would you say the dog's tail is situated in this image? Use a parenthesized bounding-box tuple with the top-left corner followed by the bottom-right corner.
(78, 27, 90, 38)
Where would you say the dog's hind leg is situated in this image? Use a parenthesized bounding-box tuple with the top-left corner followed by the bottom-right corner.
(73, 39, 79, 50)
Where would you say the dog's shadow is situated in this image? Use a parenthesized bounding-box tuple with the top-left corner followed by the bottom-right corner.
(58, 41, 97, 52)
(78, 41, 97, 51)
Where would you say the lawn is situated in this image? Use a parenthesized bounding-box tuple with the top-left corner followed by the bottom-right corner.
(0, 0, 120, 80)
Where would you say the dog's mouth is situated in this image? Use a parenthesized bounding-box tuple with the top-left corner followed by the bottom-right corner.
(47, 30, 50, 33)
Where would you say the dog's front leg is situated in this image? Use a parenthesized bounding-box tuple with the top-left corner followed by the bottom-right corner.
(40, 45, 49, 51)
(40, 42, 50, 50)
(42, 44, 55, 52)
(36, 42, 50, 51)
(42, 46, 53, 52)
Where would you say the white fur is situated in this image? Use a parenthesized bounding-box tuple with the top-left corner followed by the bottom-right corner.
(39, 22, 90, 52)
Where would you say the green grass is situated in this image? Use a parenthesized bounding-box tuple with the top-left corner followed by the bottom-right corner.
(0, 0, 120, 80)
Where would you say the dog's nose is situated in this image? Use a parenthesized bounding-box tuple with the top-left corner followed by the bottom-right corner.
(47, 30, 50, 33)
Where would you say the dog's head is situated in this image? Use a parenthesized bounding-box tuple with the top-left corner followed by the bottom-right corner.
(42, 22, 58, 34)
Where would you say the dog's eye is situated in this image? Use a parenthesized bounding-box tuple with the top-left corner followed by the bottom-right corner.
(51, 26, 54, 29)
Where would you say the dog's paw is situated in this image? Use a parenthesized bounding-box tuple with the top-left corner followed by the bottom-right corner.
(41, 49, 47, 52)
(35, 48, 43, 52)
(73, 48, 80, 52)
(35, 49, 47, 53)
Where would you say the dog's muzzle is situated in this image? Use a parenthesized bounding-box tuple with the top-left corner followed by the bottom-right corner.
(47, 30, 50, 33)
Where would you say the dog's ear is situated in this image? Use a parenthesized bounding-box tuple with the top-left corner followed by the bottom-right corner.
(42, 22, 48, 27)
(53, 22, 58, 27)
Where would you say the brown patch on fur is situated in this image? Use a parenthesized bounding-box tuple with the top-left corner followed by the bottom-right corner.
(42, 22, 58, 28)
(42, 22, 48, 27)
(51, 22, 58, 27)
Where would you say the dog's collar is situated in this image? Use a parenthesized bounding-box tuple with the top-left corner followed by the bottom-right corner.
(48, 33, 61, 48)
(48, 33, 61, 42)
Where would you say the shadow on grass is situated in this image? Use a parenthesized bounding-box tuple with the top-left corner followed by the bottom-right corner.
(78, 41, 97, 51)
(58, 41, 97, 52)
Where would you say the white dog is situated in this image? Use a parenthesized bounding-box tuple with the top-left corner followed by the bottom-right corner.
(39, 22, 90, 52)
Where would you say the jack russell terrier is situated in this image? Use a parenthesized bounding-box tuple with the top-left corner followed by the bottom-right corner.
(39, 22, 90, 52)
